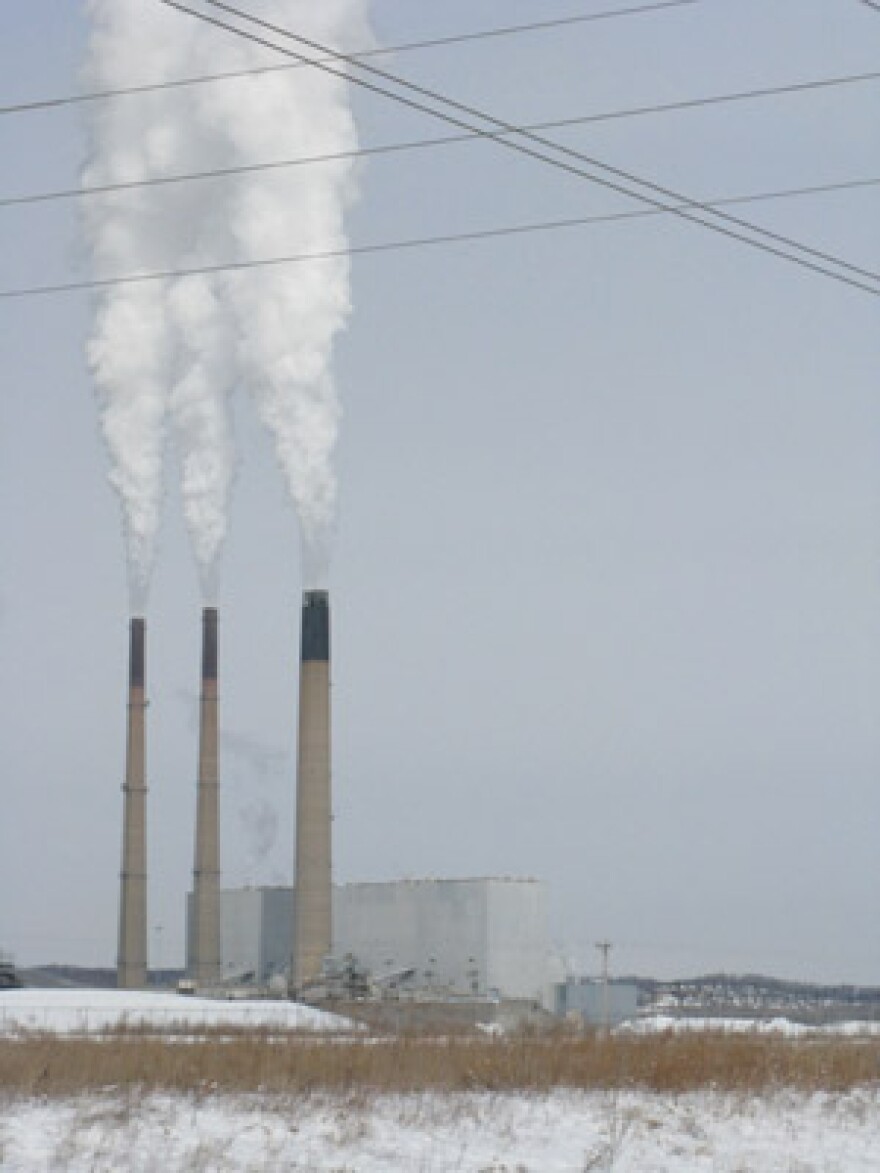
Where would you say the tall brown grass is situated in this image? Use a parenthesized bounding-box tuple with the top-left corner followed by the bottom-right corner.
(2, 1032, 878, 1097)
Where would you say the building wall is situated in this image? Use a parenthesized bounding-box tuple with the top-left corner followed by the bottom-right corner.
(195, 878, 550, 998)
(334, 879, 490, 996)
(555, 979, 639, 1025)
(218, 888, 261, 981)
(334, 878, 548, 1002)
(259, 887, 293, 982)
(485, 879, 549, 1002)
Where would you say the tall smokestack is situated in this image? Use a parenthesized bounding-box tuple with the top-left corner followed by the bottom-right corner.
(190, 606, 220, 983)
(292, 590, 331, 991)
(118, 616, 147, 989)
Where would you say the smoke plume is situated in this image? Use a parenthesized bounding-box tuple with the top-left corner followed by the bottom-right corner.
(84, 0, 366, 601)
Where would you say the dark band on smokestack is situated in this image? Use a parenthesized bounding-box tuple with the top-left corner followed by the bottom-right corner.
(130, 616, 145, 688)
(301, 590, 329, 662)
(201, 606, 218, 681)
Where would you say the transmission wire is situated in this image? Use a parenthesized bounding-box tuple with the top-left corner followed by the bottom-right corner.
(0, 1, 697, 116)
(158, 0, 878, 295)
(1, 177, 878, 303)
(4, 70, 879, 210)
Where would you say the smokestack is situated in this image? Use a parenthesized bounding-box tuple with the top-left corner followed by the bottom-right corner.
(190, 606, 221, 983)
(118, 616, 147, 989)
(292, 590, 331, 991)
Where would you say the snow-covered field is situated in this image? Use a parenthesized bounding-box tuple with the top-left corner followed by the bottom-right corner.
(2, 1086, 879, 1171)
(3, 989, 880, 1169)
(0, 988, 352, 1036)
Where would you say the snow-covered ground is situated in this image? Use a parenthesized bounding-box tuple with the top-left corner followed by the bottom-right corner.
(2, 1087, 879, 1171)
(625, 1013, 880, 1037)
(4, 988, 879, 1041)
(0, 988, 352, 1036)
(3, 990, 880, 1169)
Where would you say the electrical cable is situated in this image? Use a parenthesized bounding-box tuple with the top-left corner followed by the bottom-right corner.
(0, 1, 698, 117)
(158, 0, 878, 295)
(4, 70, 879, 210)
(1, 176, 877, 302)
(206, 0, 879, 287)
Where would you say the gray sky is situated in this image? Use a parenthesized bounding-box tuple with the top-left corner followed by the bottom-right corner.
(1, 0, 879, 982)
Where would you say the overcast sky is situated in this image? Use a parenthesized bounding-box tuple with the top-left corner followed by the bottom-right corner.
(1, 0, 879, 983)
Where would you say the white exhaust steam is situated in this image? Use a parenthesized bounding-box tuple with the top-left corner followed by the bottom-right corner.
(83, 0, 367, 600)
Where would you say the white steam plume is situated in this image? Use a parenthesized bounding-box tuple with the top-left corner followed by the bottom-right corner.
(82, 0, 183, 610)
(212, 0, 367, 585)
(84, 0, 367, 600)
(84, 2, 235, 604)
(87, 286, 172, 613)
(167, 277, 236, 604)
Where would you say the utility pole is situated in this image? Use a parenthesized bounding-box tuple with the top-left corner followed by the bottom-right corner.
(595, 940, 612, 1034)
(153, 923, 164, 987)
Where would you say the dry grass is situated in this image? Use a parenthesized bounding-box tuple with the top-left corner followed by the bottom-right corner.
(2, 1031, 879, 1098)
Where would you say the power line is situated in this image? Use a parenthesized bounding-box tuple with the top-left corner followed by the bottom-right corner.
(2, 177, 878, 303)
(0, 1, 698, 117)
(5, 69, 879, 210)
(207, 0, 878, 287)
(157, 0, 878, 295)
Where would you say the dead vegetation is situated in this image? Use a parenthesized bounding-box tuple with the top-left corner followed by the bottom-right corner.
(2, 1030, 879, 1097)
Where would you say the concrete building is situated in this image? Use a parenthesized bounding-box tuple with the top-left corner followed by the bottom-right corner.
(190, 878, 549, 1003)
(554, 977, 639, 1027)
(336, 878, 549, 1003)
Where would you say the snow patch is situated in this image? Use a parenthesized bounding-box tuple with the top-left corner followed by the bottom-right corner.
(0, 988, 352, 1036)
(624, 1013, 880, 1037)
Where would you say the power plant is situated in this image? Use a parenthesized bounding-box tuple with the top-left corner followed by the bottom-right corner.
(118, 593, 554, 1013)
(292, 590, 332, 992)
(189, 607, 221, 983)
(117, 616, 147, 989)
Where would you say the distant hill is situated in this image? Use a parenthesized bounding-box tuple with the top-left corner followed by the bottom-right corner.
(626, 973, 880, 1023)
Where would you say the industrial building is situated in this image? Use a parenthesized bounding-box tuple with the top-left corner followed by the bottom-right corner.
(188, 877, 550, 1004)
(554, 977, 639, 1027)
(336, 877, 549, 1003)
(135, 594, 559, 1014)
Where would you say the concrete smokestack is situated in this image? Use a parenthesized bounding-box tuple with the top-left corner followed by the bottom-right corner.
(190, 606, 220, 983)
(292, 590, 331, 991)
(117, 616, 147, 989)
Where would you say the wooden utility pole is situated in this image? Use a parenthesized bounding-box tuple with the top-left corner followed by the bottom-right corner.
(595, 940, 612, 1034)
